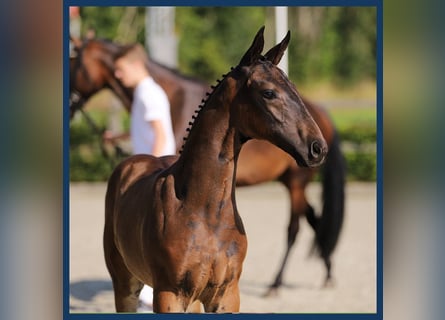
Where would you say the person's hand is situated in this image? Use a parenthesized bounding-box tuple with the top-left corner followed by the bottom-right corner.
(102, 130, 116, 144)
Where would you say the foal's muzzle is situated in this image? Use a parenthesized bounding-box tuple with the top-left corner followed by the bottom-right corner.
(308, 140, 327, 165)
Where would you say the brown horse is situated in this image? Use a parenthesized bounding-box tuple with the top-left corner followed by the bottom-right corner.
(70, 33, 345, 295)
(103, 27, 327, 313)
(70, 36, 133, 119)
(70, 36, 208, 149)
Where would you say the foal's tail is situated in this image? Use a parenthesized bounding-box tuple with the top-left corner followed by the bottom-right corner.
(314, 131, 346, 260)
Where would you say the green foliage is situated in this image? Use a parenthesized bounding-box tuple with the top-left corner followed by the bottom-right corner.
(328, 7, 376, 85)
(332, 106, 376, 181)
(337, 124, 376, 181)
(70, 149, 112, 182)
(288, 7, 376, 85)
(80, 7, 146, 44)
(338, 125, 376, 145)
(78, 6, 376, 85)
(329, 105, 376, 130)
(176, 7, 266, 81)
(81, 7, 122, 39)
(344, 151, 376, 181)
(70, 111, 121, 181)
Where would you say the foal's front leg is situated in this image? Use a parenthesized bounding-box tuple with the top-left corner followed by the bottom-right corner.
(153, 290, 187, 313)
(204, 281, 241, 313)
(112, 277, 144, 312)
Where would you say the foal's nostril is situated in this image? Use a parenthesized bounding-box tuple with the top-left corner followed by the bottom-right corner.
(310, 140, 323, 159)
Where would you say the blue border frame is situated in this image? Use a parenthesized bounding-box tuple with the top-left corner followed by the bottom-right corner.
(65, 0, 379, 6)
(63, 2, 71, 319)
(375, 1, 383, 318)
(64, 1, 383, 319)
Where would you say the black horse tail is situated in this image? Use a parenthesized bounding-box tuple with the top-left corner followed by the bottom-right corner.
(313, 130, 346, 260)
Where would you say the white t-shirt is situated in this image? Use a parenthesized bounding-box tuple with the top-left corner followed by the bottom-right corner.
(130, 77, 176, 155)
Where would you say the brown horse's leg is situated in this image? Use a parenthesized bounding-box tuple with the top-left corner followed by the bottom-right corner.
(152, 290, 186, 313)
(218, 282, 241, 313)
(204, 282, 241, 313)
(265, 213, 300, 296)
(186, 300, 203, 313)
(265, 181, 307, 297)
(112, 275, 144, 312)
(104, 223, 143, 312)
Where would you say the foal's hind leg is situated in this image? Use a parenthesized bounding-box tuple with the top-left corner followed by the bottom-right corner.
(104, 225, 143, 312)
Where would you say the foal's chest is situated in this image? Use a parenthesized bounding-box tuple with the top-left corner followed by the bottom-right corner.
(179, 237, 246, 298)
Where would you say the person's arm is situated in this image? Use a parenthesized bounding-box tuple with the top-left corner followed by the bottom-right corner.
(102, 130, 130, 144)
(149, 119, 167, 157)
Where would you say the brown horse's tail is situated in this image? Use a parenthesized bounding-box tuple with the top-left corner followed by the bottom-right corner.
(313, 131, 346, 261)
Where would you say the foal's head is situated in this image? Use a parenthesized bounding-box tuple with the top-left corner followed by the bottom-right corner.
(231, 27, 327, 167)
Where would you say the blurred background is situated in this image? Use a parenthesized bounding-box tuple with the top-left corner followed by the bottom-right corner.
(4, 1, 445, 320)
(3, 0, 445, 320)
(69, 6, 377, 183)
(67, 6, 378, 315)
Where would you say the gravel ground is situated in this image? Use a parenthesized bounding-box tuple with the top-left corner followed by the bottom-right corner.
(69, 181, 377, 314)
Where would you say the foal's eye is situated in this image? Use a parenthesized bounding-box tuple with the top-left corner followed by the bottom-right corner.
(262, 89, 276, 100)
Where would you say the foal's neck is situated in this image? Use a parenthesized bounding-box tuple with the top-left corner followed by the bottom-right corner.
(172, 73, 241, 204)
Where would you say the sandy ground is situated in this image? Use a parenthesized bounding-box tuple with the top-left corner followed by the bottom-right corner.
(69, 181, 377, 314)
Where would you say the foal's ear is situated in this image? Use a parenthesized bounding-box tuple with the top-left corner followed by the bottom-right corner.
(264, 31, 291, 65)
(239, 26, 265, 66)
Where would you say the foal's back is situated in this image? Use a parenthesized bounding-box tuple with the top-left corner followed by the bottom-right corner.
(107, 154, 178, 197)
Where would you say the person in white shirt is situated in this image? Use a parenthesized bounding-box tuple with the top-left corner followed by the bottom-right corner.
(103, 43, 175, 157)
(103, 43, 176, 311)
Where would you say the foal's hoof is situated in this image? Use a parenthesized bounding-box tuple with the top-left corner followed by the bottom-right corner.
(263, 287, 279, 298)
(322, 277, 336, 288)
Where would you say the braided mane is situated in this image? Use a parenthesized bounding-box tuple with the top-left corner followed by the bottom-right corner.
(178, 67, 235, 154)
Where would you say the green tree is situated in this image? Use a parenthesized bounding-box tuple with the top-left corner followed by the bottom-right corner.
(176, 7, 266, 82)
(287, 6, 376, 85)
(80, 7, 146, 44)
(77, 6, 375, 85)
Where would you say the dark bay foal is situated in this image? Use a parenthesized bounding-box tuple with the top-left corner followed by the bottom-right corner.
(103, 27, 327, 313)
